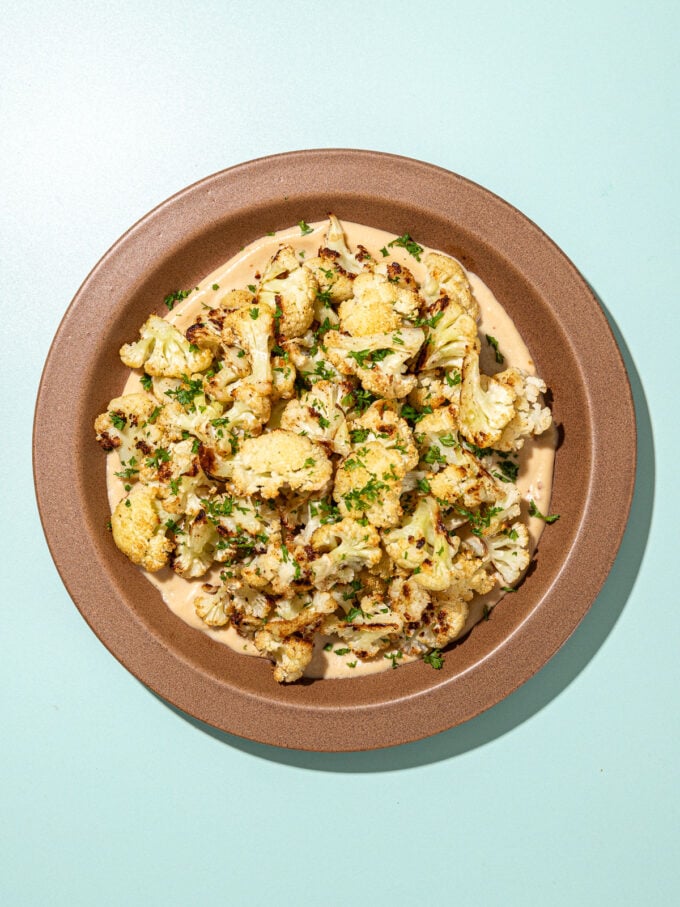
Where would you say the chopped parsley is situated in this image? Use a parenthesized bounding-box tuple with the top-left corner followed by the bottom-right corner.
(164, 374, 204, 410)
(341, 388, 378, 414)
(164, 288, 192, 310)
(445, 370, 461, 387)
(334, 648, 351, 656)
(212, 283, 220, 291)
(298, 219, 313, 235)
(423, 649, 444, 669)
(347, 348, 393, 369)
(455, 503, 504, 537)
(247, 284, 257, 293)
(417, 477, 431, 494)
(388, 232, 423, 262)
(349, 428, 371, 444)
(109, 412, 127, 431)
(140, 373, 153, 391)
(385, 650, 403, 669)
(380, 246, 389, 257)
(145, 447, 170, 468)
(249, 307, 259, 320)
(528, 500, 560, 523)
(485, 334, 504, 364)
(401, 404, 432, 426)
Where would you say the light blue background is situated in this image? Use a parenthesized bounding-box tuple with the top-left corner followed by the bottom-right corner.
(3, 2, 677, 904)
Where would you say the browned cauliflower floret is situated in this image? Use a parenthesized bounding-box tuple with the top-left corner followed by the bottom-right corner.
(279, 378, 353, 455)
(408, 370, 462, 411)
(221, 303, 274, 395)
(257, 244, 317, 338)
(458, 352, 517, 448)
(381, 496, 460, 591)
(339, 263, 420, 337)
(333, 442, 406, 528)
(111, 484, 174, 572)
(94, 392, 165, 465)
(483, 522, 530, 585)
(388, 576, 432, 625)
(420, 296, 479, 372)
(120, 314, 213, 377)
(225, 429, 332, 499)
(304, 214, 363, 302)
(193, 582, 233, 627)
(324, 327, 425, 399)
(421, 251, 480, 321)
(323, 594, 403, 658)
(492, 369, 553, 452)
(171, 510, 218, 578)
(309, 518, 382, 589)
(203, 348, 251, 403)
(254, 629, 314, 683)
(351, 400, 419, 471)
(447, 549, 496, 600)
(412, 598, 470, 650)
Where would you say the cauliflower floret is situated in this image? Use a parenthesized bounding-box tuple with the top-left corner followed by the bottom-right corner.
(309, 518, 382, 589)
(171, 510, 218, 578)
(388, 575, 431, 624)
(420, 296, 479, 371)
(458, 352, 518, 449)
(257, 244, 317, 338)
(484, 522, 530, 585)
(194, 582, 233, 627)
(139, 438, 213, 517)
(421, 251, 480, 321)
(283, 331, 341, 387)
(382, 496, 460, 591)
(253, 630, 314, 683)
(350, 400, 419, 471)
(304, 214, 364, 301)
(224, 429, 332, 499)
(280, 378, 353, 454)
(156, 381, 224, 444)
(440, 549, 496, 602)
(198, 386, 273, 478)
(333, 442, 406, 528)
(265, 591, 336, 637)
(221, 303, 274, 394)
(412, 599, 470, 650)
(493, 370, 553, 452)
(203, 349, 251, 403)
(323, 594, 403, 658)
(271, 352, 296, 401)
(222, 580, 272, 635)
(217, 288, 256, 312)
(200, 493, 275, 568)
(119, 314, 213, 377)
(408, 369, 462, 411)
(94, 392, 165, 465)
(339, 264, 420, 337)
(427, 439, 499, 510)
(324, 327, 425, 399)
(111, 484, 174, 572)
(185, 317, 222, 353)
(241, 534, 311, 597)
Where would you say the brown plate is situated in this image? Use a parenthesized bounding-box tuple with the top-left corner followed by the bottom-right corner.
(33, 150, 635, 751)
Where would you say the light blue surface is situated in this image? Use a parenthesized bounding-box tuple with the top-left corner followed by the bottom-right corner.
(2, 2, 677, 904)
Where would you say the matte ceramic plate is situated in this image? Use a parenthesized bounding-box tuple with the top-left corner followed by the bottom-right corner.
(34, 150, 635, 751)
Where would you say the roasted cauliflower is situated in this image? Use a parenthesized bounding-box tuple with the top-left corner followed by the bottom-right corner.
(97, 215, 556, 683)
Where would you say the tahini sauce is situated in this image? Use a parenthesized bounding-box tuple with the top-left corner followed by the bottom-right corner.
(107, 221, 556, 680)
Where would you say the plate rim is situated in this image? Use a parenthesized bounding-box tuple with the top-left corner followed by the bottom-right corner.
(33, 149, 636, 751)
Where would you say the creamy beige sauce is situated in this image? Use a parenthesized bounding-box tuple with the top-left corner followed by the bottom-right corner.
(107, 220, 556, 680)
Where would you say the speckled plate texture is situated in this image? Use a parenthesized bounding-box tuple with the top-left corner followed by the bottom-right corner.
(34, 150, 636, 751)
